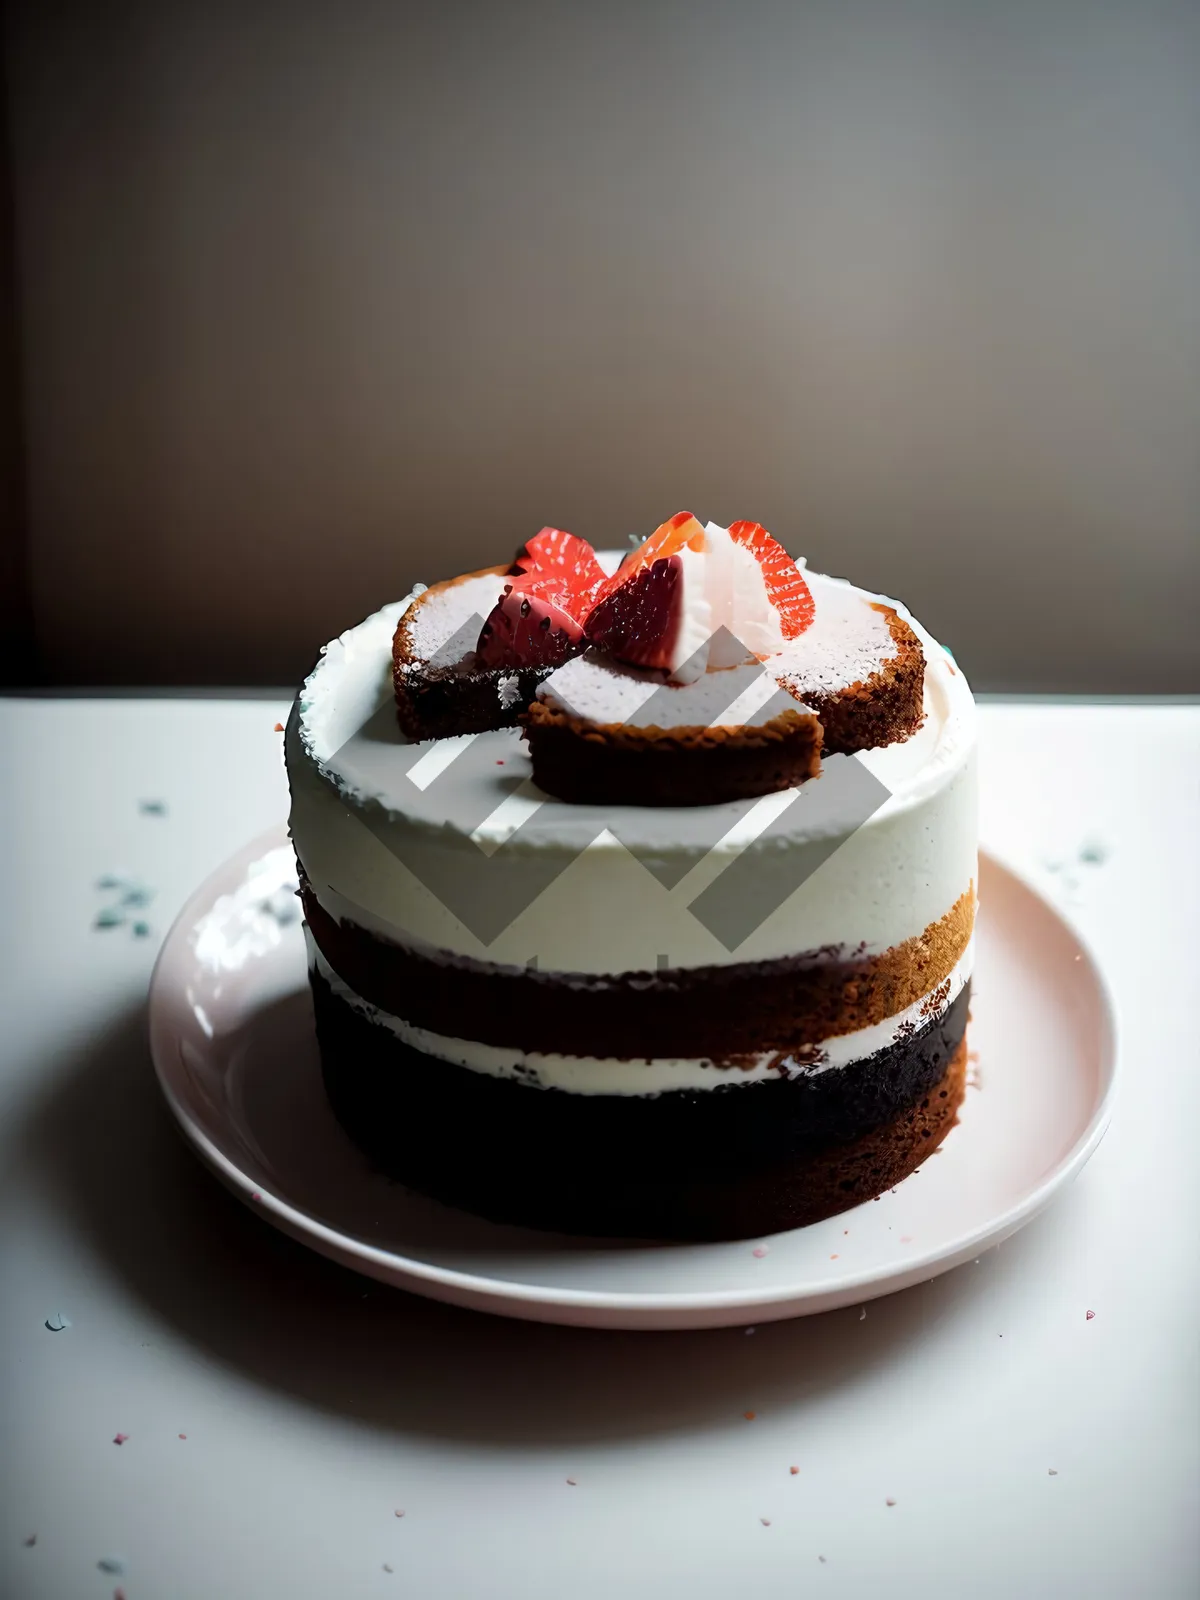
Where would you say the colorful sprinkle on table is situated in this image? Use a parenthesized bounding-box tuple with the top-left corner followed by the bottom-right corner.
(1049, 1468, 1058, 1476)
(886, 1498, 896, 1507)
(789, 1466, 799, 1476)
(752, 1246, 768, 1258)
(566, 1478, 577, 1486)
(274, 723, 285, 732)
(394, 1510, 405, 1519)
(44, 1311, 70, 1331)
(743, 1411, 756, 1421)
(113, 1433, 129, 1445)
(760, 1517, 771, 1527)
(22, 1535, 36, 1547)
(97, 1557, 125, 1574)
(139, 798, 168, 815)
(178, 1433, 187, 1440)
(1086, 1309, 1096, 1320)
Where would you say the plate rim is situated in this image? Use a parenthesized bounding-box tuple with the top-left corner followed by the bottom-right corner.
(149, 825, 1119, 1318)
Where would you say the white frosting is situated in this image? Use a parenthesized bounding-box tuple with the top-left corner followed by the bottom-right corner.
(286, 558, 977, 975)
(307, 929, 973, 1096)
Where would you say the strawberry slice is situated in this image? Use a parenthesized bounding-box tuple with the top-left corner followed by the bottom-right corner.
(727, 521, 814, 638)
(478, 531, 605, 669)
(591, 511, 706, 608)
(512, 527, 603, 581)
(584, 555, 685, 674)
(585, 512, 710, 677)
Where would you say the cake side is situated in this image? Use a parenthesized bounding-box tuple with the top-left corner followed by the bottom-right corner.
(286, 523, 977, 1241)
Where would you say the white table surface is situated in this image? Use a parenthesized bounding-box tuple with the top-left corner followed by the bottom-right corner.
(2, 695, 1197, 1600)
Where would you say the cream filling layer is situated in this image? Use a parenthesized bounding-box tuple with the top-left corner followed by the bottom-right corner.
(307, 928, 973, 1098)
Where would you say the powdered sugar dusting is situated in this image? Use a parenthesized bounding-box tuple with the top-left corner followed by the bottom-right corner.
(403, 572, 508, 663)
(773, 575, 897, 700)
(540, 652, 794, 729)
(540, 571, 895, 727)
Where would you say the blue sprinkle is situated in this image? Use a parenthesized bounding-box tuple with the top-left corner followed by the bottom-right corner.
(44, 1312, 71, 1331)
(941, 643, 957, 664)
(132, 921, 153, 939)
(97, 1556, 125, 1575)
(120, 885, 154, 908)
(94, 908, 124, 929)
(95, 873, 129, 890)
(138, 798, 168, 816)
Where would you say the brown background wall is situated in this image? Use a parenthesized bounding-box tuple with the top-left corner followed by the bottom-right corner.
(4, 0, 1199, 690)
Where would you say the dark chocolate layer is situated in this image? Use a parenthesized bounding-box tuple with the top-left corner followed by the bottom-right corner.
(524, 700, 822, 807)
(300, 879, 974, 1059)
(312, 971, 969, 1240)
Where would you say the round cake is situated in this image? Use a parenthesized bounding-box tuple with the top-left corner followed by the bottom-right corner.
(286, 517, 976, 1240)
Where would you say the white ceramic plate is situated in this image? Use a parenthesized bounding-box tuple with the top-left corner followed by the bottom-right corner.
(149, 827, 1116, 1331)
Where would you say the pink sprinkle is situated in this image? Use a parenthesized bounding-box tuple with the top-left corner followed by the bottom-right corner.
(760, 1517, 771, 1527)
(112, 1433, 129, 1445)
(900, 1235, 913, 1244)
(178, 1432, 187, 1439)
(789, 1466, 799, 1476)
(1086, 1309, 1096, 1321)
(394, 1509, 405, 1518)
(251, 1191, 261, 1202)
(495, 760, 505, 765)
(886, 1498, 896, 1507)
(830, 1253, 839, 1260)
(566, 1477, 577, 1486)
(752, 1246, 768, 1258)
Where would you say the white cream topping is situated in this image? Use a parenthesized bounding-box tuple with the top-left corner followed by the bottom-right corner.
(286, 557, 977, 974)
(307, 929, 973, 1096)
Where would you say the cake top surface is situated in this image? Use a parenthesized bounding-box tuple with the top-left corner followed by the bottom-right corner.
(295, 562, 972, 856)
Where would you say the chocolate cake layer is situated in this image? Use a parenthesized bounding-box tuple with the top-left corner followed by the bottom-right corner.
(524, 700, 823, 806)
(778, 606, 926, 756)
(300, 881, 974, 1059)
(393, 565, 553, 741)
(312, 971, 969, 1240)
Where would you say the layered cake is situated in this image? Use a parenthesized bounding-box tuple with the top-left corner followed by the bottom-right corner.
(286, 514, 976, 1240)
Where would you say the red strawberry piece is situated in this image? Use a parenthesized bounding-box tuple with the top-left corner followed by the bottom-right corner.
(476, 572, 598, 670)
(590, 512, 705, 609)
(512, 527, 604, 585)
(727, 520, 814, 638)
(479, 528, 605, 668)
(584, 553, 685, 673)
